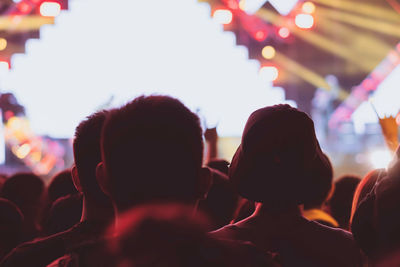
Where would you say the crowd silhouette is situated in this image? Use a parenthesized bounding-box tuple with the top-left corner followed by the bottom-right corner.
(0, 95, 399, 266)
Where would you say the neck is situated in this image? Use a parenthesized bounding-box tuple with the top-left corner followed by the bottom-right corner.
(240, 203, 302, 225)
(80, 194, 115, 228)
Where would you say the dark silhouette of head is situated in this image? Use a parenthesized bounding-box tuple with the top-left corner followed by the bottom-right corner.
(47, 169, 78, 205)
(98, 95, 210, 212)
(198, 168, 238, 230)
(72, 110, 110, 201)
(229, 104, 327, 211)
(351, 169, 383, 222)
(303, 153, 333, 210)
(350, 169, 386, 259)
(1, 172, 44, 219)
(0, 198, 23, 258)
(42, 193, 83, 236)
(329, 174, 361, 229)
(1, 172, 45, 241)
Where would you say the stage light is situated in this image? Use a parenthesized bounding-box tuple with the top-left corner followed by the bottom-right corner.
(278, 27, 290, 38)
(17, 2, 31, 13)
(262, 45, 276, 59)
(302, 2, 316, 14)
(259, 66, 279, 82)
(213, 9, 233, 25)
(40, 2, 61, 17)
(254, 30, 267, 41)
(295, 14, 314, 29)
(369, 149, 392, 169)
(15, 143, 31, 159)
(0, 38, 7, 51)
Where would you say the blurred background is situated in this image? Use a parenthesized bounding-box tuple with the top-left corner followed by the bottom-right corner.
(0, 0, 398, 180)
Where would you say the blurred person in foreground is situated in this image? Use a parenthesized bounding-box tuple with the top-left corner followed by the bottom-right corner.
(351, 148, 400, 265)
(105, 203, 280, 267)
(328, 174, 361, 230)
(0, 198, 23, 261)
(1, 110, 114, 267)
(211, 104, 362, 267)
(0, 172, 46, 242)
(94, 95, 278, 266)
(302, 153, 338, 228)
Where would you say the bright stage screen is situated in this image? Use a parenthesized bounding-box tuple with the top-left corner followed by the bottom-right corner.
(0, 0, 286, 138)
(352, 64, 400, 132)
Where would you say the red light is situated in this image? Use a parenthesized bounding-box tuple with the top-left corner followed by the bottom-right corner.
(278, 27, 290, 38)
(226, 0, 239, 9)
(17, 2, 32, 13)
(254, 30, 267, 41)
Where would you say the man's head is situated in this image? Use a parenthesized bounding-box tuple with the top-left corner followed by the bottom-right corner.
(229, 104, 327, 211)
(72, 110, 109, 200)
(98, 95, 211, 211)
(1, 172, 45, 219)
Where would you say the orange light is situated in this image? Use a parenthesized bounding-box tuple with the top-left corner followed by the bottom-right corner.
(213, 9, 233, 25)
(278, 27, 290, 38)
(39, 2, 61, 17)
(295, 14, 314, 29)
(262, 46, 276, 59)
(302, 2, 316, 14)
(0, 38, 7, 51)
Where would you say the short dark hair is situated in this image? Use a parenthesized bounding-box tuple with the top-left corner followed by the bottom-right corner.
(73, 110, 109, 197)
(101, 95, 203, 210)
(1, 172, 44, 213)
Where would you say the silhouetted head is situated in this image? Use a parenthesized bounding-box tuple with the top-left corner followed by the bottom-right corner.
(72, 110, 109, 201)
(47, 169, 78, 204)
(0, 198, 23, 257)
(1, 172, 45, 218)
(229, 104, 327, 211)
(329, 174, 361, 229)
(98, 95, 211, 212)
(198, 168, 238, 230)
(43, 193, 83, 236)
(303, 153, 333, 210)
(351, 167, 400, 261)
(351, 169, 383, 222)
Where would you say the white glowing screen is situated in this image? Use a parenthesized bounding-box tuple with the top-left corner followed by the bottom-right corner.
(1, 0, 286, 138)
